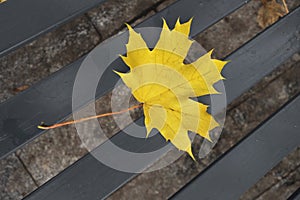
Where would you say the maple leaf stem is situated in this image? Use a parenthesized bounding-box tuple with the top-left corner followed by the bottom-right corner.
(281, 0, 289, 13)
(38, 104, 143, 130)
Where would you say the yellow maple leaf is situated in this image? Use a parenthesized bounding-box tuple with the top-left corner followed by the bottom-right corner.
(115, 18, 227, 159)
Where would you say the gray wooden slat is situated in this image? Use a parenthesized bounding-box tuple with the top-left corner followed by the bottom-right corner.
(0, 0, 250, 160)
(23, 6, 300, 200)
(171, 94, 300, 200)
(0, 0, 249, 58)
(0, 0, 106, 58)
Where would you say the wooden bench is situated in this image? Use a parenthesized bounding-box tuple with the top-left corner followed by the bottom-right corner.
(0, 0, 299, 199)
